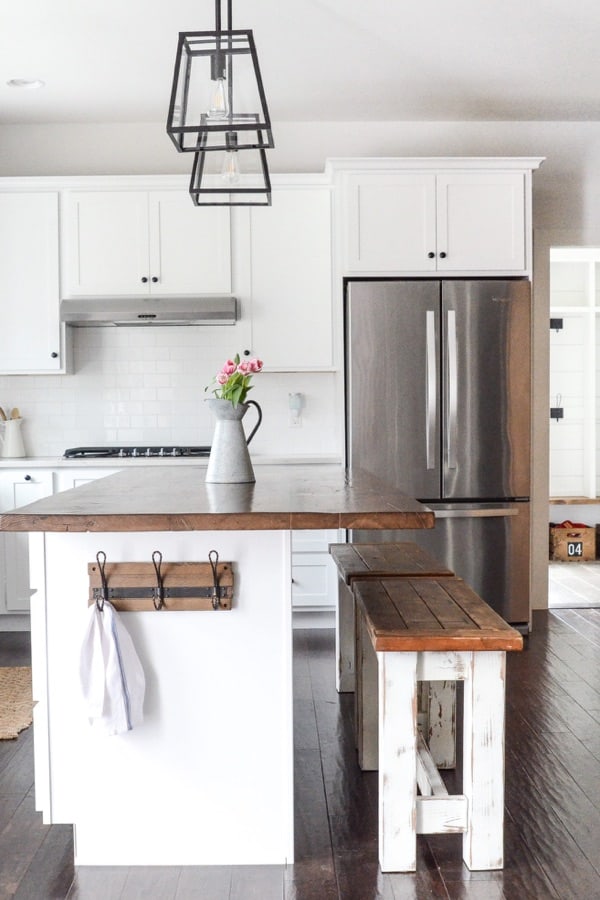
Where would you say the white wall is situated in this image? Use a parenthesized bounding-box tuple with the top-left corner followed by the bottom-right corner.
(4, 118, 600, 610)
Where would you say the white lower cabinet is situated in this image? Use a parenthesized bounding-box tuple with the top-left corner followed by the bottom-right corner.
(291, 529, 344, 613)
(0, 470, 54, 615)
(53, 468, 117, 493)
(0, 467, 116, 621)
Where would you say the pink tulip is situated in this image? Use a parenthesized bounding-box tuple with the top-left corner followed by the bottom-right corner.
(237, 361, 252, 374)
(216, 372, 228, 385)
(249, 358, 263, 373)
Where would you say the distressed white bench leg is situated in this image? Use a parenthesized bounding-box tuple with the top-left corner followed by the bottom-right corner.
(378, 650, 418, 873)
(336, 577, 355, 692)
(357, 606, 378, 770)
(462, 650, 506, 870)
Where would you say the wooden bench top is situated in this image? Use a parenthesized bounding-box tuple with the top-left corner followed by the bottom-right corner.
(329, 542, 454, 584)
(355, 576, 523, 652)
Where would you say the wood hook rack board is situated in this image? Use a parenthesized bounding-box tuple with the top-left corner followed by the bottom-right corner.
(88, 561, 234, 611)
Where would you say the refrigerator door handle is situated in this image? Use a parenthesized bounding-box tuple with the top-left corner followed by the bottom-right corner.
(426, 310, 437, 470)
(447, 309, 458, 469)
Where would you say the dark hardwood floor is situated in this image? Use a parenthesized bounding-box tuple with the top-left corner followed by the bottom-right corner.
(1, 610, 600, 899)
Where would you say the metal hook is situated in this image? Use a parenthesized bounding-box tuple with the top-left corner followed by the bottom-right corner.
(96, 550, 109, 612)
(209, 550, 221, 610)
(152, 550, 165, 610)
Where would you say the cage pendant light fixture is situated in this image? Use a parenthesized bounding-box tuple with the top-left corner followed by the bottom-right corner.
(189, 142, 272, 206)
(166, 0, 274, 154)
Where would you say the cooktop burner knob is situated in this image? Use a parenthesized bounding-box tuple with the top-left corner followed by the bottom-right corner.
(131, 448, 138, 457)
(145, 448, 152, 456)
(118, 448, 126, 458)
(158, 448, 165, 457)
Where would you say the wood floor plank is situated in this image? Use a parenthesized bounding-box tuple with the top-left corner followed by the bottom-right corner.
(65, 866, 129, 899)
(12, 825, 74, 900)
(0, 792, 52, 898)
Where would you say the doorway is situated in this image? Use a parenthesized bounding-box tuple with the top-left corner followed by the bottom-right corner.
(548, 246, 600, 608)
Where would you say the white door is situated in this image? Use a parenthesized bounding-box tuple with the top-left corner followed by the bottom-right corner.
(149, 192, 231, 295)
(250, 187, 333, 368)
(344, 172, 437, 273)
(0, 471, 54, 613)
(63, 191, 150, 296)
(0, 192, 62, 372)
(436, 172, 526, 272)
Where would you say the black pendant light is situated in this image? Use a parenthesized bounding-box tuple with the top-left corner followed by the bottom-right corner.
(166, 0, 273, 154)
(189, 141, 272, 206)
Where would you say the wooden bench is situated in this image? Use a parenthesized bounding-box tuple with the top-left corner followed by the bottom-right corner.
(354, 575, 523, 873)
(329, 542, 454, 693)
(329, 542, 457, 766)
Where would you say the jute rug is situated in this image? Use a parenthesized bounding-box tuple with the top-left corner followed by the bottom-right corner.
(0, 666, 33, 740)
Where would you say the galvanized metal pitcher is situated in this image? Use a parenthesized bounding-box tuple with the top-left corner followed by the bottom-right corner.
(205, 398, 262, 483)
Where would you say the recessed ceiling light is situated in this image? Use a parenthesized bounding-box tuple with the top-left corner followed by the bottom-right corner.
(7, 78, 45, 89)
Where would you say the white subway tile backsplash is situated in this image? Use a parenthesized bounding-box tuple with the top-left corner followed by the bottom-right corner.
(0, 328, 342, 458)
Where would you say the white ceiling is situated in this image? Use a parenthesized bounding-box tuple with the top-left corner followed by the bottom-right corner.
(1, 0, 600, 127)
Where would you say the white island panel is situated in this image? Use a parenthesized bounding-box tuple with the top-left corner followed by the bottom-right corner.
(32, 529, 294, 866)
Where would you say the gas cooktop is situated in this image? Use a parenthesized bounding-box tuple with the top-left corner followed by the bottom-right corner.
(63, 446, 211, 459)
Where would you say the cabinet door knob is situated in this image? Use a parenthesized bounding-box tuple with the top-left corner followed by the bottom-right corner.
(51, 352, 58, 359)
(439, 252, 447, 259)
(427, 252, 435, 259)
(151, 276, 158, 283)
(141, 276, 148, 283)
(24, 475, 32, 481)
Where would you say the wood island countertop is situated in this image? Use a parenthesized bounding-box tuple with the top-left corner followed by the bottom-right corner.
(0, 465, 434, 533)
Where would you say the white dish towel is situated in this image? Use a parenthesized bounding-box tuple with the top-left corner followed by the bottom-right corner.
(79, 600, 145, 736)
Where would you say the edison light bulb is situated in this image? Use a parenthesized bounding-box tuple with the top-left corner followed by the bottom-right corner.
(221, 150, 241, 185)
(208, 77, 228, 119)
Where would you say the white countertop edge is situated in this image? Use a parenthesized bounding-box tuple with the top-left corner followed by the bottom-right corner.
(0, 454, 342, 469)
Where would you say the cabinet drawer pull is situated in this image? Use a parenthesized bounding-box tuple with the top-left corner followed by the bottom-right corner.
(151, 276, 158, 283)
(427, 252, 435, 259)
(141, 276, 148, 283)
(439, 251, 447, 259)
(24, 475, 32, 481)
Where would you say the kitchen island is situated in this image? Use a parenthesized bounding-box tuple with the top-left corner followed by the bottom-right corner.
(0, 465, 433, 867)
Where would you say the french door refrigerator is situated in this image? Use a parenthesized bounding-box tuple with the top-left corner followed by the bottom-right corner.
(345, 279, 531, 630)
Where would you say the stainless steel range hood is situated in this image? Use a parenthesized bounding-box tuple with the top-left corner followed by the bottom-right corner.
(60, 296, 238, 326)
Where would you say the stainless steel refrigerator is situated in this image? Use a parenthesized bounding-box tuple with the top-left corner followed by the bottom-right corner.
(345, 279, 531, 630)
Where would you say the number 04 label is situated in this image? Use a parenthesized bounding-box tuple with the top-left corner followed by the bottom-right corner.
(567, 541, 584, 558)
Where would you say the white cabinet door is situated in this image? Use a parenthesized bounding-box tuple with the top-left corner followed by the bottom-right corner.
(250, 187, 333, 369)
(63, 190, 231, 297)
(291, 529, 343, 611)
(0, 193, 62, 373)
(149, 192, 231, 295)
(436, 171, 526, 272)
(0, 470, 54, 614)
(345, 172, 437, 273)
(343, 170, 527, 275)
(63, 191, 149, 296)
(54, 468, 117, 493)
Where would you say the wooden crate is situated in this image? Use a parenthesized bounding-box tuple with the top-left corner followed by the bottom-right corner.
(549, 524, 596, 562)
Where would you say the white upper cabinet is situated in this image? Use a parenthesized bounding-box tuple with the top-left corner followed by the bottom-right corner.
(249, 185, 333, 369)
(62, 189, 231, 297)
(435, 171, 526, 272)
(0, 192, 63, 373)
(338, 159, 542, 276)
(345, 172, 438, 272)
